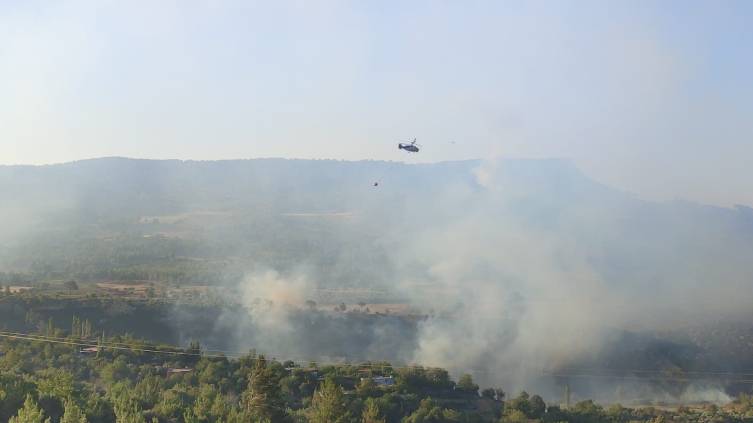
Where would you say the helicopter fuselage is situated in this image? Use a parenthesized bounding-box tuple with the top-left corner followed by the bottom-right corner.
(399, 143, 419, 152)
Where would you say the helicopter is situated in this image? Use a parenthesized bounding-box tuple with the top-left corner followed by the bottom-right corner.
(398, 138, 420, 153)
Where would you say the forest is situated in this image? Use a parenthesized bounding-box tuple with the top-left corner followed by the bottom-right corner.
(5, 159, 753, 421)
(3, 329, 753, 423)
(4, 0, 753, 416)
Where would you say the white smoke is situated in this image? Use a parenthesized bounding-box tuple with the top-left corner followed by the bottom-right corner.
(400, 198, 613, 387)
(237, 269, 315, 352)
(375, 158, 753, 393)
(214, 157, 753, 397)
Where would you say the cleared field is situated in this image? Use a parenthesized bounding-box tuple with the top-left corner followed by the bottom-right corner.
(96, 282, 152, 290)
(7, 286, 34, 294)
(318, 303, 422, 316)
(95, 282, 153, 298)
(281, 212, 354, 218)
(138, 210, 233, 224)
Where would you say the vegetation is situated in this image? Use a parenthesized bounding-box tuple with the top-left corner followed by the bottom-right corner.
(1, 332, 753, 423)
(4, 158, 753, 422)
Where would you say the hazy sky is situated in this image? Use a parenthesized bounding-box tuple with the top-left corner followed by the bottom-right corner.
(1, 1, 752, 205)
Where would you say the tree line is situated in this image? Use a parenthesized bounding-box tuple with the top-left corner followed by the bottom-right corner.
(2, 332, 753, 422)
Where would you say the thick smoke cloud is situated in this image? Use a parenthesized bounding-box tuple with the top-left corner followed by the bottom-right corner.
(377, 160, 616, 387)
(199, 157, 753, 402)
(223, 267, 419, 365)
(3, 157, 753, 403)
(367, 159, 753, 397)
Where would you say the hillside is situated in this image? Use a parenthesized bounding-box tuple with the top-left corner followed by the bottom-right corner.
(3, 157, 753, 398)
(2, 157, 752, 299)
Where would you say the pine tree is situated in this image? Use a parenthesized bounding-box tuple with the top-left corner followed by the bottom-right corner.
(112, 389, 146, 423)
(242, 355, 287, 422)
(361, 399, 385, 423)
(9, 395, 51, 423)
(45, 317, 54, 337)
(308, 378, 351, 423)
(192, 384, 216, 421)
(224, 408, 253, 423)
(71, 316, 80, 338)
(61, 400, 88, 423)
(182, 408, 199, 423)
(83, 320, 92, 338)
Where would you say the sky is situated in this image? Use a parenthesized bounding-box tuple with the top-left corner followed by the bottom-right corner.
(1, 0, 752, 206)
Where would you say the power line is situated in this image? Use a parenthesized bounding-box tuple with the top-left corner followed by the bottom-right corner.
(0, 330, 446, 371)
(0, 331, 199, 351)
(543, 371, 753, 384)
(548, 367, 753, 377)
(0, 332, 220, 358)
(10, 330, 752, 382)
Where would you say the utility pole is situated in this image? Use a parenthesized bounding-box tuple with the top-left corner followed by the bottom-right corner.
(617, 384, 623, 404)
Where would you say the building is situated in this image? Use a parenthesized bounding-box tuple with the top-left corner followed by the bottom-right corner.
(360, 375, 395, 387)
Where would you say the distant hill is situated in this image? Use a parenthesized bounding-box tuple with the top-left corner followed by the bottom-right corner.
(2, 157, 753, 297)
(0, 157, 481, 218)
(0, 156, 619, 217)
(0, 157, 609, 282)
(4, 157, 753, 395)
